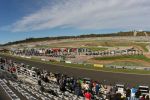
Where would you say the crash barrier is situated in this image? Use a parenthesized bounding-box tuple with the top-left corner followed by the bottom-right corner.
(65, 60, 72, 64)
(20, 55, 31, 59)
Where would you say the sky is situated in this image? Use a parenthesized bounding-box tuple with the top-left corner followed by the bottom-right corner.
(0, 0, 150, 44)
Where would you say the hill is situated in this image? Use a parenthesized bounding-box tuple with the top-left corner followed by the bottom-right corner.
(3, 31, 150, 46)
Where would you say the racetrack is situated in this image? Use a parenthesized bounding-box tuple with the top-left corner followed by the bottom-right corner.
(1, 54, 150, 86)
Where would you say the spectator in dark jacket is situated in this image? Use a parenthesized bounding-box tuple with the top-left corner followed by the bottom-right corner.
(74, 81, 82, 97)
(145, 95, 149, 100)
(114, 93, 122, 100)
(126, 88, 131, 100)
(135, 89, 141, 99)
(59, 78, 66, 92)
(95, 83, 100, 95)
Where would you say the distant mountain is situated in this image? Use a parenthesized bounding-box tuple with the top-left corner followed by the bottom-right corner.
(3, 31, 150, 46)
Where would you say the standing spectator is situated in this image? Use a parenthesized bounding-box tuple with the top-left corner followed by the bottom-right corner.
(74, 81, 82, 97)
(135, 89, 141, 100)
(82, 80, 88, 90)
(59, 77, 66, 92)
(89, 80, 93, 94)
(72, 79, 77, 91)
(95, 83, 100, 95)
(131, 87, 137, 100)
(126, 87, 131, 100)
(84, 90, 92, 100)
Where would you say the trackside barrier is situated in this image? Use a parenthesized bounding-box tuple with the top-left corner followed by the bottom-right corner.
(65, 61, 72, 64)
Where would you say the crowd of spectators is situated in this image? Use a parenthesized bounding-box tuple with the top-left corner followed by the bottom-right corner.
(39, 71, 150, 100)
(0, 57, 150, 100)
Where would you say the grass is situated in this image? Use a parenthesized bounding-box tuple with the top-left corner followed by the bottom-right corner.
(107, 61, 144, 66)
(99, 67, 150, 74)
(94, 55, 150, 62)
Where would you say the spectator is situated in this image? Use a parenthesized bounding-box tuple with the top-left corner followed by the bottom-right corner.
(131, 87, 137, 100)
(126, 87, 131, 100)
(145, 95, 149, 100)
(89, 80, 93, 93)
(59, 77, 66, 92)
(135, 89, 141, 99)
(74, 81, 82, 97)
(95, 83, 100, 95)
(84, 90, 92, 100)
(114, 93, 122, 100)
(140, 94, 146, 100)
(1, 56, 150, 100)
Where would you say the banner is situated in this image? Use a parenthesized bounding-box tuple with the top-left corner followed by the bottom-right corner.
(94, 64, 103, 68)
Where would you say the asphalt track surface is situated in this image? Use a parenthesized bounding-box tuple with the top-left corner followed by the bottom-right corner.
(1, 54, 150, 86)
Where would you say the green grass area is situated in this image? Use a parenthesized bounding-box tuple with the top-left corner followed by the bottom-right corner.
(107, 61, 144, 66)
(31, 56, 41, 60)
(99, 67, 150, 74)
(1, 53, 150, 75)
(94, 55, 150, 62)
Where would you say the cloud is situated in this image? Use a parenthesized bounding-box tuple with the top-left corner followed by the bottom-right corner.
(4, 0, 150, 32)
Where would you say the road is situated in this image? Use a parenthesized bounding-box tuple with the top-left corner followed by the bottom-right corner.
(1, 54, 150, 86)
